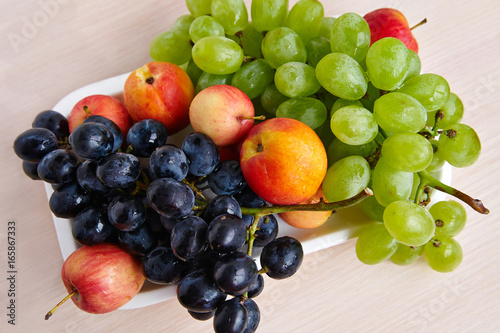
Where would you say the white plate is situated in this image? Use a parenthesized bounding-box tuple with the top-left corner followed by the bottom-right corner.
(46, 72, 452, 310)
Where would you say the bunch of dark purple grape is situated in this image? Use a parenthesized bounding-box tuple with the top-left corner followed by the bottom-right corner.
(13, 110, 304, 333)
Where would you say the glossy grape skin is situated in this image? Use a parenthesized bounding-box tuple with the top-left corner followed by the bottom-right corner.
(177, 269, 227, 313)
(170, 216, 208, 261)
(231, 59, 275, 100)
(203, 195, 242, 223)
(69, 122, 114, 161)
(330, 12, 370, 63)
(315, 53, 368, 100)
(330, 105, 378, 145)
(72, 206, 115, 246)
(261, 27, 307, 69)
(396, 73, 450, 112)
(189, 309, 216, 321)
(150, 26, 193, 65)
(149, 144, 189, 181)
(371, 157, 414, 207)
(438, 124, 481, 168)
(381, 133, 433, 172)
(277, 97, 327, 129)
(424, 237, 463, 273)
(373, 92, 427, 133)
(83, 115, 123, 152)
(213, 297, 248, 333)
(383, 200, 436, 246)
(243, 214, 278, 248)
(107, 194, 147, 232)
(305, 36, 331, 68)
(117, 222, 157, 256)
(251, 0, 288, 32)
(189, 15, 225, 43)
(429, 200, 467, 237)
(49, 182, 92, 218)
(234, 186, 266, 208)
(366, 37, 410, 91)
(211, 0, 248, 35)
(207, 214, 247, 253)
(192, 36, 244, 75)
(142, 245, 190, 284)
(247, 274, 264, 298)
(214, 252, 258, 296)
(32, 110, 69, 140)
(208, 160, 247, 196)
(96, 152, 141, 188)
(360, 195, 385, 222)
(260, 236, 303, 279)
(126, 119, 168, 158)
(37, 149, 79, 184)
(322, 155, 371, 203)
(355, 222, 398, 265)
(13, 128, 58, 163)
(22, 161, 41, 180)
(405, 49, 422, 81)
(260, 83, 289, 115)
(234, 23, 264, 59)
(274, 62, 321, 98)
(186, 0, 211, 17)
(147, 178, 195, 218)
(428, 93, 464, 129)
(76, 160, 112, 195)
(196, 72, 234, 94)
(390, 243, 424, 266)
(182, 132, 220, 176)
(242, 298, 260, 333)
(426, 139, 446, 173)
(285, 0, 324, 44)
(326, 137, 377, 166)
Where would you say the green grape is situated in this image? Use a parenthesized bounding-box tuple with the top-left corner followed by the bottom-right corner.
(331, 98, 363, 114)
(211, 0, 248, 35)
(383, 200, 435, 246)
(195, 71, 234, 94)
(327, 137, 377, 166)
(390, 243, 424, 266)
(322, 155, 371, 202)
(315, 53, 368, 100)
(396, 73, 450, 112)
(261, 27, 308, 69)
(276, 97, 327, 130)
(438, 123, 481, 167)
(366, 37, 410, 91)
(192, 36, 244, 75)
(231, 59, 274, 99)
(373, 92, 427, 133)
(426, 139, 446, 173)
(360, 82, 381, 111)
(360, 195, 386, 222)
(150, 29, 193, 65)
(237, 23, 264, 59)
(306, 37, 331, 68)
(405, 49, 421, 81)
(260, 83, 289, 115)
(251, 0, 288, 32)
(186, 58, 204, 87)
(381, 132, 433, 172)
(429, 200, 467, 237)
(274, 62, 321, 98)
(428, 93, 464, 129)
(285, 0, 324, 44)
(372, 157, 414, 207)
(172, 14, 196, 34)
(189, 15, 225, 43)
(330, 12, 370, 64)
(330, 106, 378, 145)
(424, 237, 463, 273)
(317, 16, 336, 39)
(355, 222, 398, 265)
(314, 118, 336, 148)
(186, 0, 212, 17)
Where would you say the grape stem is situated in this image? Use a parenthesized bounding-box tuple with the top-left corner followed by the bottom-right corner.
(418, 170, 490, 214)
(242, 188, 373, 256)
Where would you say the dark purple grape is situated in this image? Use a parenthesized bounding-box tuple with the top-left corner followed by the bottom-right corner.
(208, 214, 248, 253)
(234, 186, 266, 209)
(96, 152, 141, 188)
(260, 236, 303, 279)
(76, 160, 112, 195)
(107, 194, 146, 231)
(126, 119, 168, 157)
(147, 178, 195, 218)
(13, 128, 58, 163)
(145, 207, 169, 243)
(247, 274, 264, 299)
(203, 195, 242, 223)
(177, 269, 227, 313)
(149, 144, 189, 181)
(191, 248, 222, 271)
(118, 222, 157, 256)
(244, 214, 278, 248)
(189, 309, 215, 321)
(69, 122, 114, 160)
(49, 182, 92, 218)
(83, 115, 123, 152)
(214, 252, 258, 296)
(37, 149, 79, 184)
(22, 161, 41, 180)
(72, 206, 115, 246)
(170, 216, 208, 261)
(32, 110, 69, 140)
(242, 298, 260, 333)
(213, 297, 248, 333)
(182, 132, 219, 176)
(208, 160, 246, 195)
(142, 245, 190, 284)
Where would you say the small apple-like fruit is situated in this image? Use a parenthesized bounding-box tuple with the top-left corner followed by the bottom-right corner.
(364, 8, 420, 53)
(45, 243, 145, 319)
(124, 61, 194, 135)
(189, 85, 258, 146)
(68, 94, 133, 137)
(240, 117, 327, 205)
(279, 186, 333, 229)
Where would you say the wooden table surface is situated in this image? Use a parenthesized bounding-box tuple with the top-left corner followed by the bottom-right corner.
(1, 1, 499, 332)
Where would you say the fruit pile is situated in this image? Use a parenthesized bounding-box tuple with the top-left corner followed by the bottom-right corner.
(12, 0, 490, 332)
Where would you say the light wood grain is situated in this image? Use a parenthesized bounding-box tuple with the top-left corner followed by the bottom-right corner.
(1, 1, 499, 332)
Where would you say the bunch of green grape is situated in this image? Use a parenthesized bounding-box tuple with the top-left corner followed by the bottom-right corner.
(149, 0, 485, 274)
